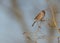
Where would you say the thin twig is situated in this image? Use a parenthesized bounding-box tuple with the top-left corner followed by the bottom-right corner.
(12, 0, 33, 43)
(58, 37, 59, 43)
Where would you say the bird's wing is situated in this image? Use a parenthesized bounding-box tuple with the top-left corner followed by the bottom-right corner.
(34, 13, 41, 20)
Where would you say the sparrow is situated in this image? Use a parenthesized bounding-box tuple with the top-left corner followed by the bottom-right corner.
(32, 10, 45, 27)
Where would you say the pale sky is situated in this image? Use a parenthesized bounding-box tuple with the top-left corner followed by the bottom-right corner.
(0, 0, 60, 43)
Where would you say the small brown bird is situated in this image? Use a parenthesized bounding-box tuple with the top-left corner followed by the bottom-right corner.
(32, 10, 45, 27)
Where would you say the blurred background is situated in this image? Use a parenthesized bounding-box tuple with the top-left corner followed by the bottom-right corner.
(0, 0, 60, 43)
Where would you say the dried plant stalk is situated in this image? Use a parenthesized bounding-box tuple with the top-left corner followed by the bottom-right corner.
(58, 37, 60, 43)
(11, 0, 33, 43)
(50, 6, 57, 27)
(46, 0, 58, 29)
(46, 0, 58, 43)
(23, 32, 32, 40)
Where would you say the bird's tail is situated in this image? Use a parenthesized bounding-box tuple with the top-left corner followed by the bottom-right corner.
(32, 21, 36, 27)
